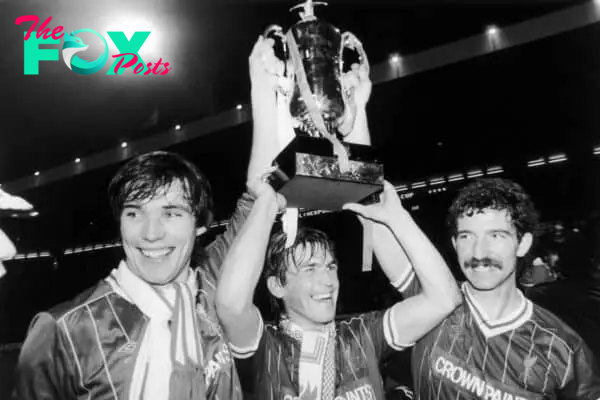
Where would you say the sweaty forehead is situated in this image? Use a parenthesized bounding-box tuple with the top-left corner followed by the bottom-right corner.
(288, 243, 334, 269)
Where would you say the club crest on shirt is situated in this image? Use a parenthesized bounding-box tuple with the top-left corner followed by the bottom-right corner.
(520, 355, 538, 385)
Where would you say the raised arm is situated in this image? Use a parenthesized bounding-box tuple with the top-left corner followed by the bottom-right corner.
(344, 182, 462, 346)
(215, 178, 284, 355)
(201, 37, 286, 290)
(247, 36, 290, 180)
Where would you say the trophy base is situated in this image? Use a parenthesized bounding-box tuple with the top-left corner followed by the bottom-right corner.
(269, 136, 384, 210)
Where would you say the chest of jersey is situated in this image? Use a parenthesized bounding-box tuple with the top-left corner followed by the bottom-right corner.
(414, 308, 569, 400)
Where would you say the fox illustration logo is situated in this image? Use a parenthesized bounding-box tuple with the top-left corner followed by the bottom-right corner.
(62, 29, 108, 75)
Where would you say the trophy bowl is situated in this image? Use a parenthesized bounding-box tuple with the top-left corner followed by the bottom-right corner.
(266, 0, 384, 210)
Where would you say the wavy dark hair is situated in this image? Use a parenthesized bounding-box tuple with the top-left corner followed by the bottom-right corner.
(264, 226, 337, 320)
(448, 178, 539, 240)
(108, 151, 213, 228)
(448, 178, 539, 279)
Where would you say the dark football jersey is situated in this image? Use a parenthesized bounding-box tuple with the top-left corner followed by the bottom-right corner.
(194, 193, 253, 400)
(234, 310, 409, 400)
(404, 278, 600, 400)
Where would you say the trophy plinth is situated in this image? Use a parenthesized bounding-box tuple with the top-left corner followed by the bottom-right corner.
(269, 136, 384, 210)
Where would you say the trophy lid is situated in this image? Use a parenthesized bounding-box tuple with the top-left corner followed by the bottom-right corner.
(290, 0, 327, 22)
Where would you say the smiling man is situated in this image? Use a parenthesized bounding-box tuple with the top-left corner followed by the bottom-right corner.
(215, 177, 461, 400)
(213, 36, 460, 400)
(386, 178, 600, 399)
(14, 151, 256, 400)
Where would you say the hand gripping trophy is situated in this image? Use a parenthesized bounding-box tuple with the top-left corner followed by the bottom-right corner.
(265, 0, 384, 211)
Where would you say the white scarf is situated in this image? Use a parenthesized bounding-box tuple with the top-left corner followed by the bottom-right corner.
(106, 261, 203, 400)
(281, 318, 336, 400)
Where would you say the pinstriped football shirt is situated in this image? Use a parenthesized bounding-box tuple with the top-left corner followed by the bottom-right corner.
(233, 309, 409, 400)
(401, 272, 600, 400)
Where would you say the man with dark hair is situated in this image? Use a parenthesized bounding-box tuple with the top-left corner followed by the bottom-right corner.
(13, 39, 278, 399)
(379, 177, 600, 399)
(14, 151, 252, 400)
(215, 173, 462, 400)
(212, 36, 461, 400)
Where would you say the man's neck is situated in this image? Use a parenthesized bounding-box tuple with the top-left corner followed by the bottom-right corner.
(466, 280, 523, 322)
(283, 313, 331, 333)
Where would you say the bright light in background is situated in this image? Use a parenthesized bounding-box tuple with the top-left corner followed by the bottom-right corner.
(34, 171, 40, 177)
(447, 173, 465, 182)
(101, 14, 166, 61)
(486, 25, 499, 37)
(174, 124, 182, 131)
(467, 169, 484, 178)
(75, 158, 81, 163)
(236, 104, 243, 110)
(486, 165, 503, 175)
(548, 153, 567, 164)
(389, 53, 402, 64)
(527, 157, 545, 168)
(121, 142, 128, 148)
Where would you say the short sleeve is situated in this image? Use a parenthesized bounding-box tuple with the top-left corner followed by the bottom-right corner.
(339, 310, 411, 364)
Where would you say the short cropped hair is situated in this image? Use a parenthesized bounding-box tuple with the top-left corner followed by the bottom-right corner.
(108, 151, 213, 227)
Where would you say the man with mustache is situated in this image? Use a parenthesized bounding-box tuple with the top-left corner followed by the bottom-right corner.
(373, 178, 600, 399)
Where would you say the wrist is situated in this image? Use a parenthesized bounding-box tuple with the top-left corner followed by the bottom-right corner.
(255, 193, 279, 217)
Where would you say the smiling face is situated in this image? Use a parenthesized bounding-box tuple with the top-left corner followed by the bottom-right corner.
(269, 244, 340, 330)
(120, 180, 197, 285)
(452, 208, 532, 294)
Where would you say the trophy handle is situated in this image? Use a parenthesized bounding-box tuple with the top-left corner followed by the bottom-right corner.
(337, 31, 369, 137)
(340, 31, 369, 75)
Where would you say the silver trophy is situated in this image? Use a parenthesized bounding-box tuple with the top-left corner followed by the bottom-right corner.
(266, 0, 384, 210)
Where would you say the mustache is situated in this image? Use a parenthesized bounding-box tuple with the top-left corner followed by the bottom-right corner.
(464, 257, 503, 269)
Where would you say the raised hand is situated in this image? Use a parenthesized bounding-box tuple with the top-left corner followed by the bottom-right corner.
(249, 35, 289, 92)
(342, 60, 372, 109)
(247, 167, 287, 213)
(342, 181, 407, 226)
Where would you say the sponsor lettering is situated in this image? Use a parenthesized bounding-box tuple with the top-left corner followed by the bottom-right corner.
(282, 383, 376, 400)
(434, 356, 529, 400)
